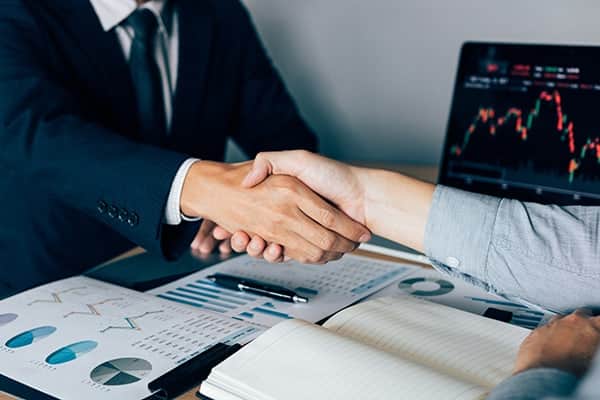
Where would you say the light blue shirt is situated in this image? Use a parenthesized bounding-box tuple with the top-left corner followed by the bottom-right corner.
(424, 186, 600, 400)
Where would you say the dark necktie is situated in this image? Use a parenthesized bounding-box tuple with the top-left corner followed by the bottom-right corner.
(127, 9, 167, 145)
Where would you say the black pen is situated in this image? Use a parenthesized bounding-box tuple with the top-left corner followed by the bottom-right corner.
(207, 273, 309, 304)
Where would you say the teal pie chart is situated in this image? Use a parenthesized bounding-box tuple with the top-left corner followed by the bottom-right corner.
(5, 326, 56, 348)
(46, 340, 98, 365)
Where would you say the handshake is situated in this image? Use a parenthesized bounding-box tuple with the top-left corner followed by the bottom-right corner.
(181, 151, 375, 264)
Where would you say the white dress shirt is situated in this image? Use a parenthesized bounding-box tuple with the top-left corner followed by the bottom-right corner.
(89, 0, 199, 225)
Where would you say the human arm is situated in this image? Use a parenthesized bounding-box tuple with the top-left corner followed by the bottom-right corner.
(0, 2, 193, 259)
(487, 310, 600, 400)
(236, 150, 600, 312)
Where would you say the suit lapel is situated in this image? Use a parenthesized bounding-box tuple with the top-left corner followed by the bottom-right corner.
(170, 0, 214, 142)
(44, 0, 139, 137)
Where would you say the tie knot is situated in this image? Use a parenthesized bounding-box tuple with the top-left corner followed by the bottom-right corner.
(127, 8, 159, 43)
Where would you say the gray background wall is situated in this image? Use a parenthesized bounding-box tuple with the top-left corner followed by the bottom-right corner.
(226, 0, 600, 164)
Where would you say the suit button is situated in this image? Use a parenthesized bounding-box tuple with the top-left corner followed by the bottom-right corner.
(127, 213, 139, 227)
(97, 200, 107, 214)
(118, 208, 128, 222)
(107, 205, 118, 219)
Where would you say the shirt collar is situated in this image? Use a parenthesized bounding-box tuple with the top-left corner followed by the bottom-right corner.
(89, 0, 170, 32)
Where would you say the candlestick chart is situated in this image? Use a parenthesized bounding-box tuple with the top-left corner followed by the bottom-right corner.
(449, 90, 600, 184)
(445, 84, 600, 204)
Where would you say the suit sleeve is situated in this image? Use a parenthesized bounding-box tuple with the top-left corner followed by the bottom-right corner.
(0, 2, 191, 259)
(229, 2, 318, 157)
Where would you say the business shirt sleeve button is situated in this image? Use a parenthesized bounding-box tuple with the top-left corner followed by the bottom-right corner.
(445, 257, 460, 268)
(127, 213, 139, 227)
(107, 205, 118, 219)
(118, 208, 128, 222)
(97, 200, 107, 214)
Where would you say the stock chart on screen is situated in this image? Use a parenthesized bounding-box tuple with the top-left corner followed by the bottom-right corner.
(440, 43, 600, 204)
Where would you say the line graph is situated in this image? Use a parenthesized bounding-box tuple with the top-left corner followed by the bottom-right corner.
(99, 310, 164, 333)
(63, 298, 123, 318)
(27, 287, 87, 306)
(450, 90, 600, 183)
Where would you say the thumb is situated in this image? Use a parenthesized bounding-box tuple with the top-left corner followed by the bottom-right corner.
(241, 155, 272, 188)
(242, 151, 307, 188)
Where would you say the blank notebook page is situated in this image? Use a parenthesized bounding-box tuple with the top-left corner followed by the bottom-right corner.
(203, 318, 488, 400)
(324, 296, 530, 388)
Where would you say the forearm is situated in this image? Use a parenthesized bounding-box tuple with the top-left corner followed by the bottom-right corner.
(424, 186, 600, 312)
(354, 167, 435, 252)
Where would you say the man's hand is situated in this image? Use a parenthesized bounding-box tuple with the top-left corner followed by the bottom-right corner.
(513, 309, 600, 377)
(229, 151, 368, 261)
(180, 160, 370, 264)
(190, 220, 232, 255)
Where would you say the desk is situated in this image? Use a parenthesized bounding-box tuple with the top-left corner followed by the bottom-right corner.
(0, 164, 437, 400)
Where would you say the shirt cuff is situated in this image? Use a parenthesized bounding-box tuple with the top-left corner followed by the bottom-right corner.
(164, 158, 201, 225)
(487, 368, 578, 400)
(424, 185, 502, 282)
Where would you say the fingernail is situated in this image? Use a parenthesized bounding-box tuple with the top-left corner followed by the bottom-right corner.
(190, 239, 199, 249)
(250, 241, 260, 250)
(359, 233, 371, 243)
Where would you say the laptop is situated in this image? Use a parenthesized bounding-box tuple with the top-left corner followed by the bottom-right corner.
(439, 42, 600, 205)
(368, 42, 600, 255)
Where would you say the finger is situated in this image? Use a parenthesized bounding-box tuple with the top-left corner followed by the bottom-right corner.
(263, 243, 284, 263)
(213, 226, 232, 241)
(247, 236, 267, 258)
(242, 151, 308, 188)
(280, 229, 345, 264)
(219, 240, 232, 254)
(231, 231, 251, 253)
(199, 235, 218, 254)
(297, 189, 371, 245)
(190, 220, 216, 249)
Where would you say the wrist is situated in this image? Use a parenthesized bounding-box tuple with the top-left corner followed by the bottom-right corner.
(355, 168, 435, 252)
(180, 160, 229, 220)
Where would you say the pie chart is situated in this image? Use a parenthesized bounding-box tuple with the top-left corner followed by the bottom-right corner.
(90, 358, 152, 386)
(0, 313, 17, 327)
(46, 340, 98, 365)
(398, 277, 455, 297)
(5, 326, 56, 348)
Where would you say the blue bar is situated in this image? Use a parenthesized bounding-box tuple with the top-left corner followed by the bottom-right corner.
(466, 297, 528, 309)
(522, 309, 545, 316)
(351, 270, 403, 295)
(188, 283, 254, 303)
(252, 307, 292, 319)
(510, 314, 542, 322)
(239, 312, 254, 319)
(171, 289, 237, 309)
(184, 286, 246, 305)
(157, 294, 227, 314)
(194, 281, 258, 301)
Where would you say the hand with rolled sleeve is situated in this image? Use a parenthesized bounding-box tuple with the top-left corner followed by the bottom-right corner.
(229, 150, 600, 399)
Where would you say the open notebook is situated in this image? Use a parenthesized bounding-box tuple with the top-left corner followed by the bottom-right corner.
(199, 296, 530, 400)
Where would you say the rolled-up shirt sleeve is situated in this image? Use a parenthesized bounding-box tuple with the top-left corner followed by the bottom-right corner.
(424, 185, 600, 313)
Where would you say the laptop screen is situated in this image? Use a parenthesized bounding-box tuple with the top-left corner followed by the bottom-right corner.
(439, 42, 600, 205)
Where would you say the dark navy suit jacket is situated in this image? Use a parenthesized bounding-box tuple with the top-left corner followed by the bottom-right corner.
(0, 0, 317, 295)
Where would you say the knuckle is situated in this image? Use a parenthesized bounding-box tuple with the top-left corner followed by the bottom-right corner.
(319, 208, 336, 228)
(318, 233, 337, 251)
(310, 249, 326, 264)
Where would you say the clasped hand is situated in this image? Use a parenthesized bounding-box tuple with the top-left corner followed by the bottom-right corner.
(182, 159, 370, 264)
